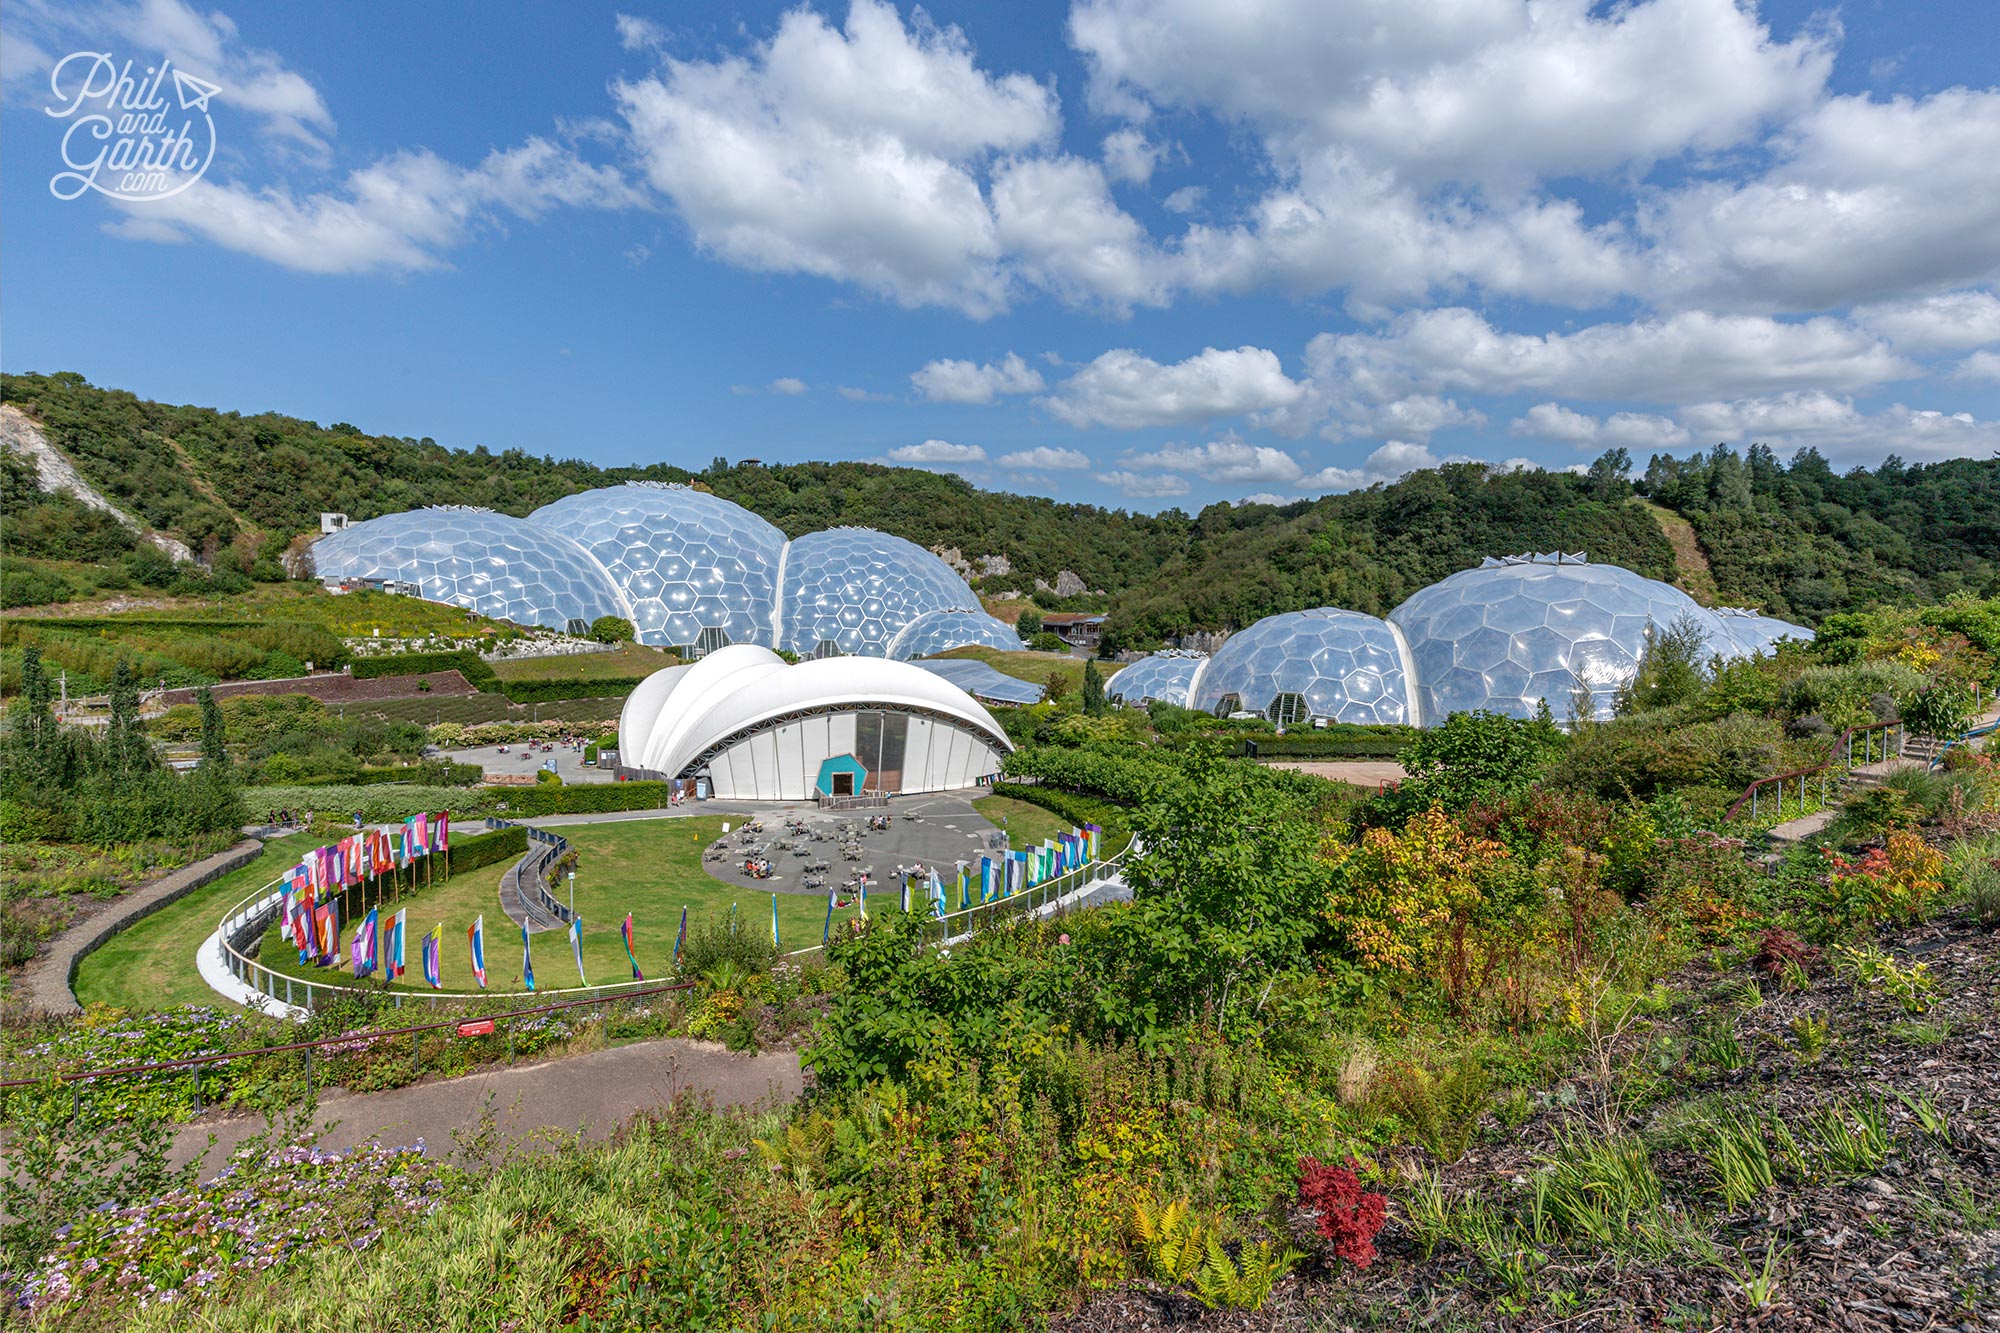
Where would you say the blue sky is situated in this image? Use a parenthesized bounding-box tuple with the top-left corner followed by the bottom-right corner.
(4, 0, 1997, 513)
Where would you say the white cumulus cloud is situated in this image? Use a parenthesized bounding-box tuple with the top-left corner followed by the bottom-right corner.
(1041, 345, 1306, 428)
(887, 439, 988, 465)
(997, 446, 1092, 470)
(1096, 469, 1191, 498)
(1511, 403, 1691, 451)
(910, 352, 1047, 404)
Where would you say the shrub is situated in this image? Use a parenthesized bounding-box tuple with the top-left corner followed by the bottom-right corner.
(1814, 830, 1946, 931)
(1294, 1157, 1387, 1269)
(678, 904, 777, 979)
(1752, 927, 1822, 984)
(1372, 1052, 1491, 1163)
(588, 615, 635, 644)
(349, 649, 496, 689)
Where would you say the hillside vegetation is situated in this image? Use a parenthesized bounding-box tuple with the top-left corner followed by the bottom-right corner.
(4, 373, 1996, 654)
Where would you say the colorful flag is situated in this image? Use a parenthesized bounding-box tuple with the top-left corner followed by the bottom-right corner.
(772, 893, 781, 949)
(621, 913, 643, 981)
(673, 907, 688, 966)
(388, 909, 407, 980)
(822, 887, 835, 944)
(930, 870, 946, 919)
(433, 810, 450, 851)
(468, 915, 487, 988)
(413, 812, 430, 854)
(354, 908, 379, 978)
(521, 920, 536, 992)
(422, 925, 442, 988)
(568, 916, 587, 986)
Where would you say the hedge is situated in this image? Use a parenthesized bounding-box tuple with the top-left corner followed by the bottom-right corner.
(441, 823, 528, 874)
(988, 782, 1133, 841)
(496, 678, 645, 704)
(286, 762, 484, 788)
(350, 650, 497, 690)
(491, 782, 674, 816)
(242, 779, 677, 821)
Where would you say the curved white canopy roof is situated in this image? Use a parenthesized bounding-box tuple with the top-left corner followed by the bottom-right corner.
(620, 645, 1014, 780)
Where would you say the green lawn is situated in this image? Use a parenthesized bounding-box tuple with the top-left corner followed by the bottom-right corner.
(73, 832, 325, 1011)
(251, 817, 874, 993)
(972, 794, 1084, 849)
(928, 645, 1122, 695)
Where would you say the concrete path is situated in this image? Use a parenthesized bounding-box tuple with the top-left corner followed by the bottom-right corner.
(14, 840, 264, 1017)
(170, 1037, 804, 1176)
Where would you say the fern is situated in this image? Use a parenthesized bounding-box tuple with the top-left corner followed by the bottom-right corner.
(1132, 1196, 1210, 1282)
(1194, 1234, 1302, 1311)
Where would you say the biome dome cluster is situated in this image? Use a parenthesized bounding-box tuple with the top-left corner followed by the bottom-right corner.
(309, 484, 1022, 661)
(1112, 553, 1812, 727)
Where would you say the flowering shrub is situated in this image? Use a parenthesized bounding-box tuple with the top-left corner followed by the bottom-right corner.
(1323, 805, 1509, 975)
(1294, 1157, 1386, 1269)
(1816, 830, 1946, 930)
(18, 1142, 447, 1316)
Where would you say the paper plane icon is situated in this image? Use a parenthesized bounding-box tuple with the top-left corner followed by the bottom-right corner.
(172, 68, 221, 112)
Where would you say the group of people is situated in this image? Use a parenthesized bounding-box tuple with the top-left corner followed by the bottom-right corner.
(265, 808, 312, 831)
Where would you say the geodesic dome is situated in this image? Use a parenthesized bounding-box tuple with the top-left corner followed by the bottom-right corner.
(1190, 608, 1416, 725)
(309, 506, 629, 633)
(776, 528, 981, 657)
(1711, 607, 1815, 657)
(1388, 555, 1735, 722)
(886, 608, 1025, 660)
(1105, 653, 1206, 708)
(528, 483, 786, 656)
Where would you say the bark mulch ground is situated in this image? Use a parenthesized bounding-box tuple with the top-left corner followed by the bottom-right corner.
(1055, 909, 2000, 1332)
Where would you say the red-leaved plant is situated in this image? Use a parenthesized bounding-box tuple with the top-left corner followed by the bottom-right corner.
(1752, 926, 1822, 983)
(1295, 1156, 1388, 1270)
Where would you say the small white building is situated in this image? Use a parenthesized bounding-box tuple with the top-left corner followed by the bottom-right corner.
(618, 645, 1012, 801)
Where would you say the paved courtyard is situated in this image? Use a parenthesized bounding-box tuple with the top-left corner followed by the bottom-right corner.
(701, 792, 1012, 897)
(443, 742, 616, 785)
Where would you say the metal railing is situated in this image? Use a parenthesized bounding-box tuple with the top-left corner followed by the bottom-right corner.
(1927, 716, 1999, 770)
(490, 819, 575, 925)
(778, 836, 1138, 962)
(1725, 719, 1903, 825)
(217, 840, 653, 1012)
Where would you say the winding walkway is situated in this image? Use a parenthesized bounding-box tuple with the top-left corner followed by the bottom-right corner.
(166, 1037, 804, 1176)
(16, 839, 264, 1017)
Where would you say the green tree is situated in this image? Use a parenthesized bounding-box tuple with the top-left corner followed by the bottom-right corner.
(1385, 709, 1566, 816)
(1016, 606, 1043, 636)
(196, 686, 231, 773)
(1081, 659, 1107, 716)
(587, 616, 635, 644)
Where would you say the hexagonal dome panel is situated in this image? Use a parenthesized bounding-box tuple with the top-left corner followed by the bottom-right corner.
(1189, 608, 1415, 725)
(1105, 653, 1206, 707)
(310, 506, 630, 633)
(528, 482, 786, 654)
(1389, 556, 1739, 722)
(1711, 607, 1816, 656)
(776, 528, 981, 657)
(886, 609, 1026, 660)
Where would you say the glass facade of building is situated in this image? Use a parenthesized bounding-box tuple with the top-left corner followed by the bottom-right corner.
(1389, 556, 1747, 722)
(1104, 653, 1205, 707)
(886, 608, 1025, 660)
(309, 506, 628, 633)
(775, 527, 982, 657)
(528, 482, 786, 655)
(1189, 608, 1415, 725)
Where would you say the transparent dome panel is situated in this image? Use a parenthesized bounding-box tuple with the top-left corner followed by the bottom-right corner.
(310, 507, 629, 633)
(1189, 608, 1413, 726)
(776, 528, 980, 657)
(528, 483, 786, 654)
(1105, 654, 1205, 707)
(886, 609, 1026, 660)
(1389, 558, 1737, 722)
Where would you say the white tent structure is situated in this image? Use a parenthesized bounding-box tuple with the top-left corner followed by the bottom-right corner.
(618, 645, 1013, 801)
